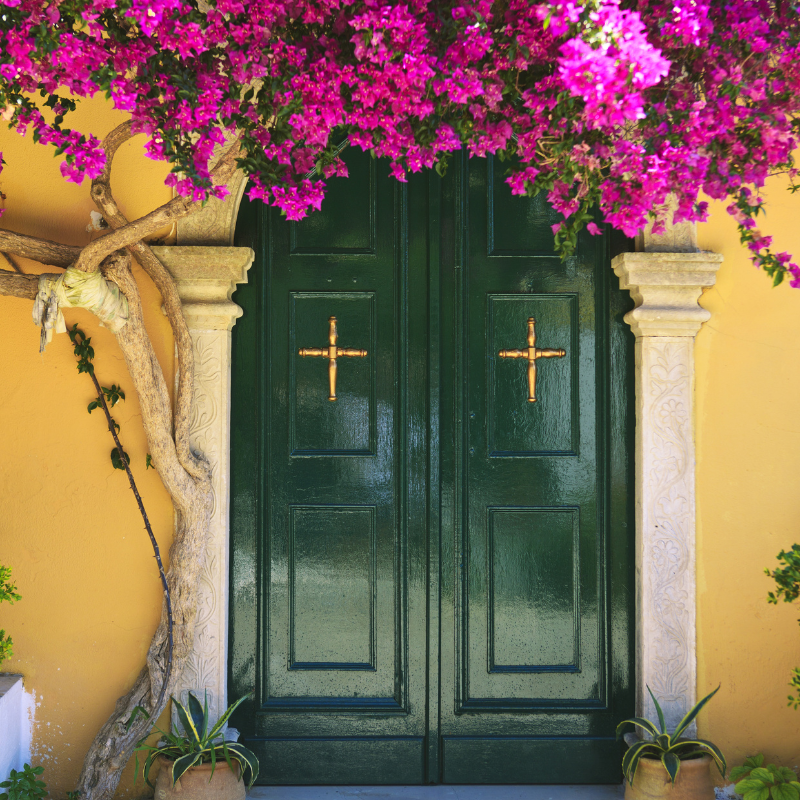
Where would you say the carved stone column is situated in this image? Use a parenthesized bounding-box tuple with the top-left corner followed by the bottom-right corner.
(611, 248, 722, 732)
(153, 245, 254, 722)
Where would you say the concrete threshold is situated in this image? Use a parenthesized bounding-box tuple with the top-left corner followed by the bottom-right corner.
(248, 785, 624, 800)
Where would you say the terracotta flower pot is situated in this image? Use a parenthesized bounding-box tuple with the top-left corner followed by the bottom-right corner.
(624, 754, 715, 800)
(154, 757, 246, 800)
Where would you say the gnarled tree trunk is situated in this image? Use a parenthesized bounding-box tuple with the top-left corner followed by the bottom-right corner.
(0, 130, 244, 800)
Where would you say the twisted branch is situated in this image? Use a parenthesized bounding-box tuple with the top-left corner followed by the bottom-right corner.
(91, 121, 206, 479)
(73, 137, 243, 274)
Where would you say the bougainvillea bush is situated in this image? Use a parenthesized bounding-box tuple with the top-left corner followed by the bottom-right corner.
(1, 0, 800, 283)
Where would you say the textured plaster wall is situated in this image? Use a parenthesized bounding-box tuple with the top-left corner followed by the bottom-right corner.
(0, 98, 174, 796)
(696, 177, 800, 773)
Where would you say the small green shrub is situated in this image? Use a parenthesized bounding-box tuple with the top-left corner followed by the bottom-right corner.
(732, 754, 800, 800)
(0, 565, 21, 667)
(0, 764, 47, 800)
(767, 545, 800, 708)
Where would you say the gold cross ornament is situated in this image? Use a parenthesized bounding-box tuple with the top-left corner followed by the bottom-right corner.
(299, 316, 368, 401)
(498, 317, 566, 403)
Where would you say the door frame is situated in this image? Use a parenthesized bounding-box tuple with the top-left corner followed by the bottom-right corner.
(152, 172, 722, 749)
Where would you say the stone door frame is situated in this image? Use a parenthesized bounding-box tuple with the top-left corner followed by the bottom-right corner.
(159, 179, 723, 734)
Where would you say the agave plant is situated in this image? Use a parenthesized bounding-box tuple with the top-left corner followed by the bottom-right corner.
(616, 685, 727, 785)
(134, 692, 259, 788)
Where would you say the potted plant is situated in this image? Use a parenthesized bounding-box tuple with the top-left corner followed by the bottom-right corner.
(134, 692, 258, 800)
(617, 685, 726, 799)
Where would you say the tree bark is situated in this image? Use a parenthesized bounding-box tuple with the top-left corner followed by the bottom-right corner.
(0, 268, 38, 299)
(73, 253, 213, 800)
(91, 122, 205, 480)
(0, 229, 81, 268)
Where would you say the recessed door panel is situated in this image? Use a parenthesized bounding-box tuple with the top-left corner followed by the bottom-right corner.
(487, 294, 577, 456)
(289, 505, 376, 671)
(488, 507, 579, 672)
(290, 292, 376, 455)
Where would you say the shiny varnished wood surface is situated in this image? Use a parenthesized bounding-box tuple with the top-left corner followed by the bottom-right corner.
(229, 150, 635, 784)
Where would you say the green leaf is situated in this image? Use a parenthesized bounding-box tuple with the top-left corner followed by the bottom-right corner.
(744, 789, 770, 800)
(738, 779, 769, 794)
(622, 741, 659, 785)
(752, 768, 777, 783)
(773, 784, 800, 800)
(224, 743, 260, 787)
(172, 696, 201, 745)
(145, 454, 154, 470)
(672, 685, 721, 741)
(110, 448, 130, 471)
(616, 716, 661, 740)
(661, 752, 680, 784)
(171, 752, 202, 786)
(733, 766, 755, 781)
(186, 692, 207, 740)
(206, 693, 251, 743)
(675, 739, 726, 777)
(124, 705, 150, 732)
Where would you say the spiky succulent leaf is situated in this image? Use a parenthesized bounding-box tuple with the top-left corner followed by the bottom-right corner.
(672, 685, 720, 741)
(661, 752, 680, 784)
(616, 716, 661, 740)
(622, 741, 660, 785)
(187, 693, 207, 740)
(171, 752, 202, 786)
(647, 685, 667, 734)
(206, 693, 250, 743)
(172, 697, 201, 746)
(220, 740, 236, 777)
(224, 742, 260, 787)
(671, 739, 726, 777)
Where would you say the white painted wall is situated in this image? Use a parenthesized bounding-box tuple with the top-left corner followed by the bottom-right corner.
(0, 675, 33, 783)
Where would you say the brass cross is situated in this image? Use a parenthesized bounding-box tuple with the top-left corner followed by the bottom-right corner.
(498, 317, 566, 403)
(299, 316, 368, 401)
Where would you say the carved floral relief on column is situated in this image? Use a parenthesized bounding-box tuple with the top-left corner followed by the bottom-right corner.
(639, 338, 695, 730)
(613, 251, 722, 733)
(156, 246, 253, 723)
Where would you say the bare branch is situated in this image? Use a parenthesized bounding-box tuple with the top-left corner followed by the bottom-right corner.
(0, 268, 38, 299)
(0, 229, 81, 268)
(1, 252, 24, 273)
(73, 137, 243, 273)
(91, 123, 206, 479)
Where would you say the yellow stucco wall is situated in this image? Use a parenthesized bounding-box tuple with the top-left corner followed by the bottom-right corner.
(3, 93, 800, 795)
(697, 178, 800, 772)
(0, 99, 174, 796)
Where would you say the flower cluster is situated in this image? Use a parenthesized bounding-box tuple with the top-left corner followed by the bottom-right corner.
(1, 0, 800, 284)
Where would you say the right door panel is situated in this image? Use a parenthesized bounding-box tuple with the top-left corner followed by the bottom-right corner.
(438, 156, 635, 783)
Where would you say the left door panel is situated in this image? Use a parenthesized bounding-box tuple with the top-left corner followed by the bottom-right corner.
(229, 149, 431, 784)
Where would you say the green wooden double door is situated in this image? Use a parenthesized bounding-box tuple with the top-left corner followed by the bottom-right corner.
(230, 149, 635, 785)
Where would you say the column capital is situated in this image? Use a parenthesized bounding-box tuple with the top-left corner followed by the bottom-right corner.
(152, 246, 254, 331)
(612, 251, 723, 338)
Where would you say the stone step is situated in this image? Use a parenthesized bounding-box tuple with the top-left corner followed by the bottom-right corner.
(248, 785, 624, 800)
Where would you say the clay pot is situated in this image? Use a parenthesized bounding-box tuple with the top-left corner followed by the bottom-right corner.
(154, 757, 246, 800)
(624, 754, 715, 800)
